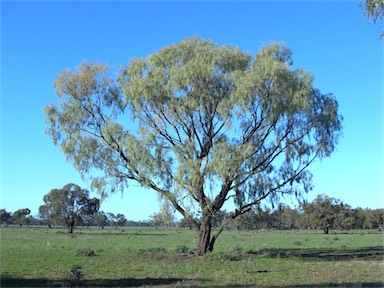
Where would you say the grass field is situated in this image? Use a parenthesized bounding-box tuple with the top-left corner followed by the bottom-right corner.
(1, 226, 383, 287)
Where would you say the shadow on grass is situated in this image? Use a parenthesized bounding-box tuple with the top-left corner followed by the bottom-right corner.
(268, 282, 384, 287)
(248, 246, 384, 261)
(0, 277, 199, 287)
(2, 277, 382, 288)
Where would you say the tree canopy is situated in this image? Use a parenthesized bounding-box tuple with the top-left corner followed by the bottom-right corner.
(12, 208, 31, 227)
(45, 37, 342, 254)
(39, 183, 100, 233)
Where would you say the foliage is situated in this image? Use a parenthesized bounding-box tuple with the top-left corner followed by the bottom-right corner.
(38, 183, 100, 233)
(204, 197, 383, 232)
(301, 195, 358, 232)
(76, 248, 96, 257)
(1, 193, 382, 232)
(361, 0, 384, 37)
(0, 209, 12, 225)
(93, 211, 108, 228)
(175, 245, 194, 254)
(106, 212, 127, 229)
(64, 265, 83, 288)
(12, 208, 31, 227)
(205, 246, 245, 262)
(45, 37, 342, 254)
(150, 201, 176, 228)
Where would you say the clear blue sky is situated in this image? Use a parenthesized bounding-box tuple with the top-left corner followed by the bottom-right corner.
(1, 1, 383, 220)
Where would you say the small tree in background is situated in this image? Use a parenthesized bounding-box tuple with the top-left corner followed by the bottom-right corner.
(39, 183, 100, 233)
(0, 209, 12, 226)
(300, 194, 358, 233)
(151, 202, 176, 229)
(116, 213, 127, 228)
(107, 213, 127, 229)
(93, 211, 108, 229)
(12, 208, 31, 227)
(39, 204, 56, 228)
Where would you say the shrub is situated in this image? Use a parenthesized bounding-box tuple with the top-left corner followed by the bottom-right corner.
(63, 265, 83, 288)
(175, 245, 193, 254)
(137, 247, 167, 254)
(205, 246, 245, 262)
(76, 248, 96, 257)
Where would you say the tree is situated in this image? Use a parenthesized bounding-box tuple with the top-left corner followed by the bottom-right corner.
(107, 213, 118, 229)
(150, 202, 176, 228)
(39, 203, 56, 228)
(93, 211, 108, 229)
(0, 209, 12, 226)
(361, 0, 384, 37)
(45, 37, 342, 254)
(106, 212, 127, 229)
(300, 195, 357, 233)
(39, 183, 100, 233)
(270, 204, 301, 230)
(12, 208, 31, 227)
(116, 213, 127, 228)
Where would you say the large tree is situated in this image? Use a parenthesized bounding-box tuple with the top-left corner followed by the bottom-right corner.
(39, 183, 100, 233)
(45, 37, 342, 254)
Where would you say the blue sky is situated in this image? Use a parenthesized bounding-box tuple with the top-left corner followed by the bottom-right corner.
(1, 1, 383, 220)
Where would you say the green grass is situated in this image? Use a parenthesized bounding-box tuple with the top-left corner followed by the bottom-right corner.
(1, 227, 383, 287)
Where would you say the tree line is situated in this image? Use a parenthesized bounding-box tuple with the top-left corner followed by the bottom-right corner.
(1, 187, 383, 233)
(207, 195, 383, 233)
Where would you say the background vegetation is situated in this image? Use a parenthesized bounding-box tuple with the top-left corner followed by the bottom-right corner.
(1, 194, 382, 233)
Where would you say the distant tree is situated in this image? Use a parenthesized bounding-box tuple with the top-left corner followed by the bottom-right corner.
(39, 183, 100, 233)
(301, 195, 359, 233)
(106, 213, 127, 229)
(0, 209, 12, 226)
(361, 0, 384, 37)
(270, 204, 301, 230)
(45, 37, 343, 254)
(231, 210, 259, 230)
(253, 207, 275, 230)
(116, 213, 127, 228)
(372, 209, 384, 229)
(93, 211, 108, 229)
(211, 210, 230, 228)
(38, 204, 56, 228)
(150, 213, 161, 228)
(178, 217, 195, 229)
(12, 208, 31, 227)
(107, 213, 118, 229)
(301, 195, 336, 233)
(359, 208, 384, 229)
(151, 202, 176, 229)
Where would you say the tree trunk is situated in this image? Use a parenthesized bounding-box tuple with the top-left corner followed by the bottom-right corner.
(323, 223, 330, 234)
(69, 223, 74, 233)
(197, 221, 215, 256)
(67, 217, 75, 233)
